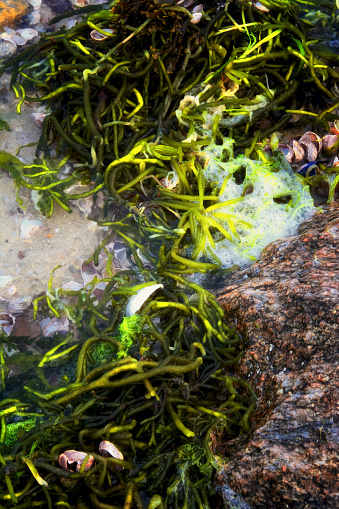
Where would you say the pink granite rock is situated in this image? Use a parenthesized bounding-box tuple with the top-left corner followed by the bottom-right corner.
(214, 205, 339, 508)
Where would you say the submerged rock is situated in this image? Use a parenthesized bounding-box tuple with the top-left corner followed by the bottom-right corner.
(215, 205, 339, 509)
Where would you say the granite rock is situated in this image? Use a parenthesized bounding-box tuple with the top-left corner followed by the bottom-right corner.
(214, 205, 339, 509)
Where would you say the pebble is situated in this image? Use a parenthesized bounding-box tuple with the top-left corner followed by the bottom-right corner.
(0, 39, 16, 58)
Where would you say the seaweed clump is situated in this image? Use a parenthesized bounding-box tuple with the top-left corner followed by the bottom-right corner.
(1, 0, 339, 214)
(0, 0, 339, 507)
(0, 266, 256, 508)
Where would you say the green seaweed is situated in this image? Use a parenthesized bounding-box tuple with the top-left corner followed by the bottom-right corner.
(117, 315, 142, 359)
(0, 0, 338, 507)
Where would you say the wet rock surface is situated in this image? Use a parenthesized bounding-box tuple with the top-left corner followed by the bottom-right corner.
(214, 205, 339, 509)
(0, 0, 29, 30)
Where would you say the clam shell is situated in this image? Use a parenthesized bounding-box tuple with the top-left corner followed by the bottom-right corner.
(191, 5, 203, 24)
(330, 121, 339, 135)
(277, 143, 294, 163)
(99, 440, 124, 471)
(125, 284, 164, 316)
(90, 29, 115, 41)
(0, 313, 15, 336)
(252, 0, 270, 12)
(299, 131, 322, 153)
(322, 134, 339, 156)
(59, 451, 94, 472)
(20, 218, 43, 239)
(40, 316, 69, 338)
(28, 0, 42, 10)
(291, 140, 305, 164)
(99, 441, 123, 460)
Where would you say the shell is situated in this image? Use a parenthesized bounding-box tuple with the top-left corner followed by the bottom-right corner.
(277, 143, 294, 163)
(59, 451, 94, 472)
(291, 140, 305, 164)
(252, 0, 270, 12)
(73, 0, 89, 6)
(99, 440, 124, 470)
(99, 441, 124, 460)
(322, 134, 339, 156)
(90, 29, 115, 41)
(191, 5, 204, 24)
(40, 316, 69, 338)
(298, 132, 321, 162)
(299, 131, 322, 153)
(0, 313, 15, 336)
(163, 171, 179, 190)
(31, 112, 47, 127)
(330, 121, 339, 135)
(12, 29, 38, 46)
(20, 218, 43, 239)
(125, 284, 164, 316)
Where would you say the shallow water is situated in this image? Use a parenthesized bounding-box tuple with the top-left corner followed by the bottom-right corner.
(0, 4, 338, 508)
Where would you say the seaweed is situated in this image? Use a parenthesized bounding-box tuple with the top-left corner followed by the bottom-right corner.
(0, 1, 338, 507)
(0, 265, 256, 508)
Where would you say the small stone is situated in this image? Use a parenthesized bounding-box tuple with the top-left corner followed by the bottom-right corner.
(0, 39, 16, 58)
(20, 218, 43, 239)
(0, 274, 12, 288)
(45, 0, 72, 15)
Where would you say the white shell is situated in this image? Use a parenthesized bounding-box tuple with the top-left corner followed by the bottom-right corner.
(62, 281, 83, 291)
(125, 284, 164, 316)
(90, 28, 115, 41)
(20, 218, 43, 239)
(191, 5, 203, 24)
(164, 171, 179, 190)
(99, 441, 123, 460)
(252, 1, 270, 12)
(0, 274, 12, 288)
(31, 112, 47, 126)
(0, 33, 17, 47)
